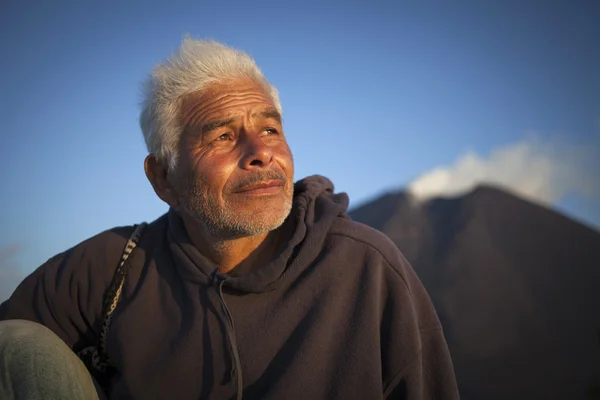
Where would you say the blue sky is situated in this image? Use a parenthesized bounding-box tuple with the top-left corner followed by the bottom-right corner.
(1, 1, 599, 298)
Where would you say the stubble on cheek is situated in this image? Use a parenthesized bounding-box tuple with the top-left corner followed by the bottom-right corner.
(170, 167, 245, 236)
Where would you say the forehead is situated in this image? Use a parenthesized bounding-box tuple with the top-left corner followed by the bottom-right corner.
(180, 79, 276, 126)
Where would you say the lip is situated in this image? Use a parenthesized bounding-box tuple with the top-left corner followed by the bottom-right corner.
(234, 180, 285, 195)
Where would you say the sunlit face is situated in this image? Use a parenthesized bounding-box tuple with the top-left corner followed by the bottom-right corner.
(170, 79, 294, 239)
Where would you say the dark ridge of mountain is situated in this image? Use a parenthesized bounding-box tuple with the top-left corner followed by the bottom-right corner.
(349, 184, 600, 400)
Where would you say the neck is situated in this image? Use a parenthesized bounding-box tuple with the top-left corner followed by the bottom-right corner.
(179, 210, 291, 274)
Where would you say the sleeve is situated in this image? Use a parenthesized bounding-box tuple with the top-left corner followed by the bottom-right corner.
(0, 239, 116, 352)
(381, 250, 460, 399)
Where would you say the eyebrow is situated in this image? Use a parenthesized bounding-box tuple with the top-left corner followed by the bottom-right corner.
(257, 109, 283, 124)
(201, 117, 236, 134)
(200, 109, 283, 135)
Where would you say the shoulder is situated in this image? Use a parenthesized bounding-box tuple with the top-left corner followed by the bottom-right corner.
(79, 225, 137, 253)
(329, 217, 443, 331)
(329, 217, 402, 263)
(327, 217, 414, 289)
(60, 225, 137, 266)
(47, 214, 168, 279)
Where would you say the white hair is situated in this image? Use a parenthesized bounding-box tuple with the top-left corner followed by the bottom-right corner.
(139, 37, 282, 171)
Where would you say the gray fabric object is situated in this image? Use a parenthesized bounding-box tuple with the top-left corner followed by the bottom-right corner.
(0, 320, 105, 400)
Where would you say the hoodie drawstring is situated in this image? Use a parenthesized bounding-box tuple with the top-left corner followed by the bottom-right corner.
(213, 273, 244, 400)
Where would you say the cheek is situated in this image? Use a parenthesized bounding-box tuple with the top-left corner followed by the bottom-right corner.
(198, 156, 238, 192)
(279, 144, 294, 174)
(178, 138, 237, 196)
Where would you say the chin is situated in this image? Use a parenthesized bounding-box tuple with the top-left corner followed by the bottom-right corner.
(248, 206, 288, 225)
(238, 200, 291, 231)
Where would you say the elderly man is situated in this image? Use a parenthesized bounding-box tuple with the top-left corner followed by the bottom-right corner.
(0, 38, 459, 399)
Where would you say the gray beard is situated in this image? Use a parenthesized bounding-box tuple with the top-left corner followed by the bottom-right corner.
(172, 171, 293, 240)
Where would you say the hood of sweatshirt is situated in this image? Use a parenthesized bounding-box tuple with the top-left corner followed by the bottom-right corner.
(167, 175, 349, 293)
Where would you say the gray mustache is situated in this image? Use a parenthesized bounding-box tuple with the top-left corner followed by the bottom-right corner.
(231, 170, 287, 191)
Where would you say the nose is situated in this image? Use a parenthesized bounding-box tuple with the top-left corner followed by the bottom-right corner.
(239, 134, 273, 169)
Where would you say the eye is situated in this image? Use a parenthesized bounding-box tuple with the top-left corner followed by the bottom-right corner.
(264, 128, 279, 135)
(215, 132, 233, 141)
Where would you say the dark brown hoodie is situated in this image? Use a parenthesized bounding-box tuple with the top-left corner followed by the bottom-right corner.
(0, 176, 459, 399)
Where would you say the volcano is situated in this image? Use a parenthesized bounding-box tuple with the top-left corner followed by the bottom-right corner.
(349, 185, 600, 400)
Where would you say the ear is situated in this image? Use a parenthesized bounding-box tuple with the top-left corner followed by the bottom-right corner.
(144, 154, 180, 207)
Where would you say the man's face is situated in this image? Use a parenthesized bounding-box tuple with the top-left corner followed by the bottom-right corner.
(170, 79, 294, 239)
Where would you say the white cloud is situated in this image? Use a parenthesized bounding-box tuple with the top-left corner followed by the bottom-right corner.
(408, 134, 600, 205)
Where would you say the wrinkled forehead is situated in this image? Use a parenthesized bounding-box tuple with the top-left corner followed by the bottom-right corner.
(180, 79, 276, 126)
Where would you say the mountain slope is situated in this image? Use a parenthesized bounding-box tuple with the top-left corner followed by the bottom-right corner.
(349, 185, 600, 400)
